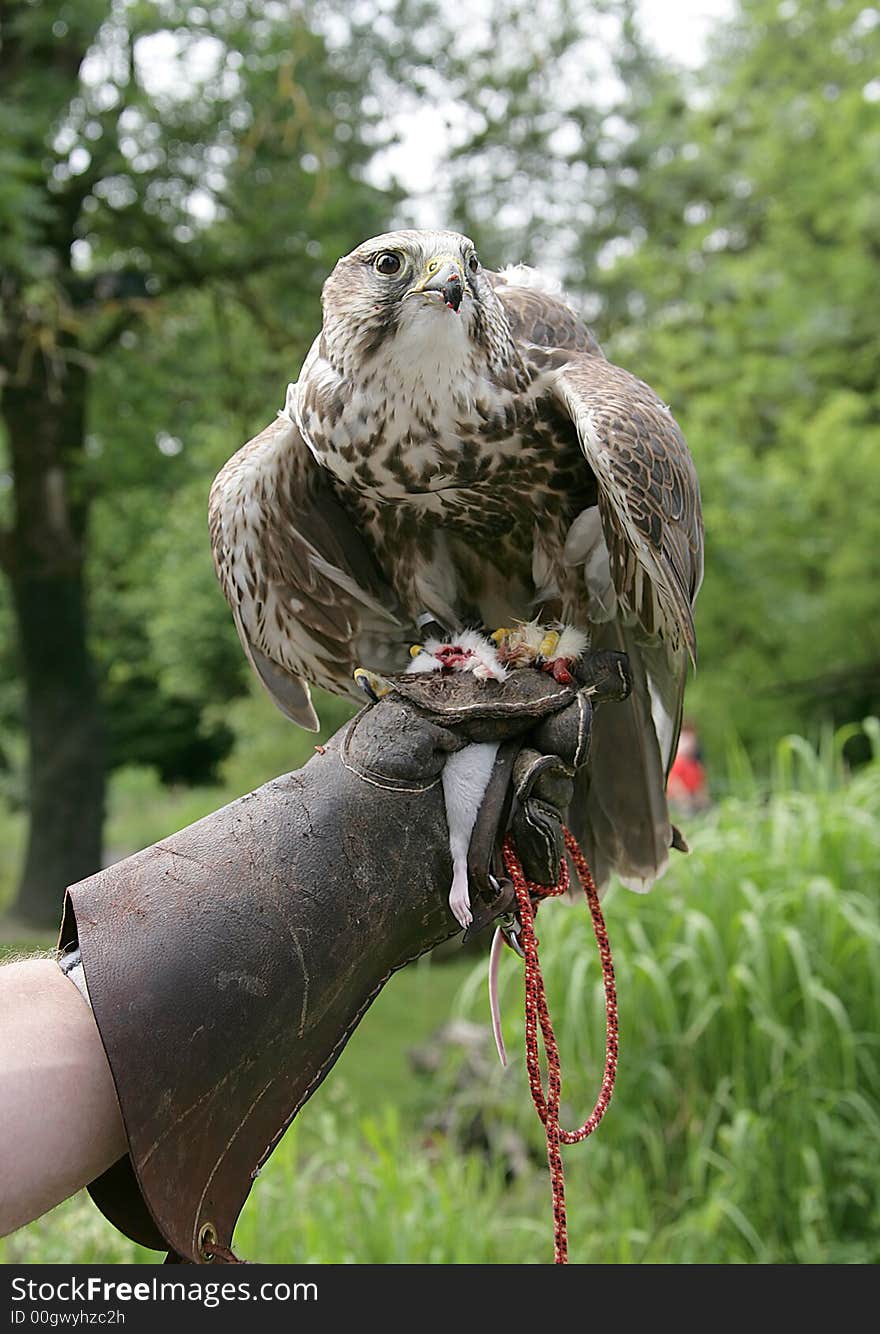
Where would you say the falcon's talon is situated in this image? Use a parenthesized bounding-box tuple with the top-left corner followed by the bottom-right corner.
(353, 667, 391, 702)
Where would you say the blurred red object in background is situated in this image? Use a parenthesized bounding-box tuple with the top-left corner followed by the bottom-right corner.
(667, 722, 710, 814)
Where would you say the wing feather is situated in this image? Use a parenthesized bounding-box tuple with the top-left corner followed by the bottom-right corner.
(569, 620, 672, 891)
(552, 356, 704, 663)
(492, 267, 703, 665)
(209, 411, 412, 729)
(491, 272, 601, 354)
(486, 301, 705, 890)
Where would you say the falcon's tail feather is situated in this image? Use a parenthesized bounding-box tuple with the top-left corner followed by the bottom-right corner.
(568, 621, 675, 893)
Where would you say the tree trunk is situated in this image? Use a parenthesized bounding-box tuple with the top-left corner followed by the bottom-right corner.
(1, 332, 105, 927)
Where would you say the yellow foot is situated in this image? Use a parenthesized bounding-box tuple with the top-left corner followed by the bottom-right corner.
(493, 620, 589, 675)
(353, 667, 392, 703)
(538, 629, 560, 659)
(491, 619, 546, 667)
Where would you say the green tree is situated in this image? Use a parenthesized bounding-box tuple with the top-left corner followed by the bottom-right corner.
(588, 0, 880, 761)
(0, 0, 393, 923)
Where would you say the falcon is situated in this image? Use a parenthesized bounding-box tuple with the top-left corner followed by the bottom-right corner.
(209, 229, 704, 893)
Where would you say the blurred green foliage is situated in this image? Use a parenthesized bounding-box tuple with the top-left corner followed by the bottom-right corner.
(0, 0, 398, 814)
(588, 0, 880, 764)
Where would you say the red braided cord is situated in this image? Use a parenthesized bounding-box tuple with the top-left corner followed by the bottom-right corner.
(502, 827, 619, 1265)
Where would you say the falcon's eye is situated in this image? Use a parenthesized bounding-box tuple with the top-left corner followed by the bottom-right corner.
(375, 252, 402, 275)
(468, 253, 479, 273)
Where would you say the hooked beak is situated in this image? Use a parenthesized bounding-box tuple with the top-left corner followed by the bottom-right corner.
(413, 255, 465, 313)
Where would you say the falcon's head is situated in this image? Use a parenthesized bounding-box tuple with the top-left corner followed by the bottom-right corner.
(319, 229, 522, 386)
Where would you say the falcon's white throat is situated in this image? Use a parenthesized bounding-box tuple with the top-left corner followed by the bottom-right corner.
(387, 292, 479, 401)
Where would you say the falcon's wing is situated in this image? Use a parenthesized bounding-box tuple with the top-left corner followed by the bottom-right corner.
(552, 353, 704, 663)
(493, 269, 703, 662)
(490, 270, 601, 354)
(547, 352, 704, 890)
(209, 411, 411, 730)
(494, 267, 704, 889)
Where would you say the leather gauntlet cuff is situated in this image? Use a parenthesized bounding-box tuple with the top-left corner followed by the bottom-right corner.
(57, 660, 626, 1262)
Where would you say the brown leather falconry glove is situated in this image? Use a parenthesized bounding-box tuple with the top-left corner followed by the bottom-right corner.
(58, 653, 629, 1263)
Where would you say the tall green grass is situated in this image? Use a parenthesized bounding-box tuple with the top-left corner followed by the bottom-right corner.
(2, 723, 878, 1263)
(450, 721, 880, 1262)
